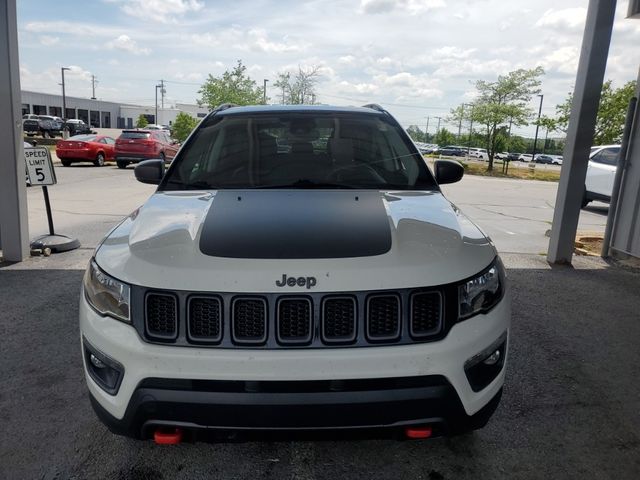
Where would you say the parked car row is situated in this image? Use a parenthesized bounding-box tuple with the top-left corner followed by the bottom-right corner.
(55, 129, 179, 168)
(23, 114, 93, 138)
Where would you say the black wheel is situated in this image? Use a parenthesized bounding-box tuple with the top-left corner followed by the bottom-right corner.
(42, 130, 51, 139)
(117, 160, 128, 169)
(61, 159, 71, 167)
(94, 152, 105, 167)
(581, 189, 590, 208)
(159, 152, 166, 163)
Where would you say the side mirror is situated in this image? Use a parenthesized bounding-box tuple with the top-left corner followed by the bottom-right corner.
(135, 159, 165, 185)
(434, 159, 464, 185)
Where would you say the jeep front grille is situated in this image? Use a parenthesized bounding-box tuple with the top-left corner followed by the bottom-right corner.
(188, 296, 222, 343)
(367, 295, 401, 341)
(410, 292, 443, 338)
(277, 298, 312, 345)
(322, 297, 357, 343)
(232, 298, 267, 345)
(145, 293, 178, 340)
(136, 287, 450, 348)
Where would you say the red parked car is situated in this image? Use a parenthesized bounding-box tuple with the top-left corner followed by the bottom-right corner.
(56, 134, 116, 167)
(114, 129, 179, 169)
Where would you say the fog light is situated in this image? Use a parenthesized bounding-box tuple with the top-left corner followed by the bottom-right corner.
(90, 353, 106, 369)
(83, 337, 124, 395)
(483, 350, 501, 366)
(464, 333, 507, 392)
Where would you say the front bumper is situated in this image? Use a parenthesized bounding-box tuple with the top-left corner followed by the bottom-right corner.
(80, 292, 510, 438)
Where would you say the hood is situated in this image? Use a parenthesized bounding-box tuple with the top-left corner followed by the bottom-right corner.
(95, 190, 496, 293)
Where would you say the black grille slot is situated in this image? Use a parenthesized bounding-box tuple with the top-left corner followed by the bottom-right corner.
(367, 295, 400, 341)
(277, 298, 313, 345)
(411, 292, 443, 338)
(232, 298, 267, 345)
(145, 293, 177, 340)
(322, 297, 356, 343)
(188, 297, 222, 343)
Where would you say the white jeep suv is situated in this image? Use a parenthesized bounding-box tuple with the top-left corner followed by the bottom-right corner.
(80, 104, 511, 442)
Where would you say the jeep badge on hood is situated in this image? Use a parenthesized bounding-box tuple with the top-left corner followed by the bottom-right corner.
(276, 274, 317, 289)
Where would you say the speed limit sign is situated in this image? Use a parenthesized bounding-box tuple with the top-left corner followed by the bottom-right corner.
(24, 147, 56, 185)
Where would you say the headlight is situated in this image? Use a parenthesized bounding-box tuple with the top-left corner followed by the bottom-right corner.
(458, 258, 505, 319)
(83, 259, 130, 322)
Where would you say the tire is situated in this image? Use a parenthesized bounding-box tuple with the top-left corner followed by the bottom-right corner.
(116, 160, 128, 169)
(94, 152, 105, 167)
(159, 152, 166, 163)
(61, 159, 71, 167)
(581, 189, 590, 209)
(42, 130, 51, 139)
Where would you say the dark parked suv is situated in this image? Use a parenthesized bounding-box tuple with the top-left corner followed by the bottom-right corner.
(114, 129, 179, 169)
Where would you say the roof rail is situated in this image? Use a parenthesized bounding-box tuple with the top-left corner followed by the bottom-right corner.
(362, 103, 387, 113)
(214, 103, 239, 112)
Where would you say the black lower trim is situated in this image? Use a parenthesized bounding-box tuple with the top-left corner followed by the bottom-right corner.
(585, 190, 611, 203)
(89, 375, 502, 440)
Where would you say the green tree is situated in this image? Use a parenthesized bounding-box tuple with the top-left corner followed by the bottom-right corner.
(136, 114, 148, 128)
(273, 66, 321, 104)
(452, 67, 545, 170)
(172, 112, 199, 142)
(507, 135, 527, 154)
(554, 80, 636, 145)
(406, 125, 426, 143)
(198, 60, 264, 109)
(434, 128, 455, 146)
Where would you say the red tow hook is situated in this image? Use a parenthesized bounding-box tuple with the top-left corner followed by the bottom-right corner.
(154, 427, 183, 445)
(404, 426, 433, 439)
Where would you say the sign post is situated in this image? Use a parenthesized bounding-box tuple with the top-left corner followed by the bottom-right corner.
(24, 147, 80, 253)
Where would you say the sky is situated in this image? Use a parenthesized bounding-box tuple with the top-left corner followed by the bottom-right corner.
(16, 0, 640, 137)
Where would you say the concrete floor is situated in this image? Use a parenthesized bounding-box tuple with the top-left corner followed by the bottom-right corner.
(2, 167, 638, 479)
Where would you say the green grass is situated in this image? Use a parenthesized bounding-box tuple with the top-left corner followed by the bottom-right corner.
(460, 161, 561, 181)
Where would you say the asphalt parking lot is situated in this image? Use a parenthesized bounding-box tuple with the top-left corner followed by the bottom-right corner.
(2, 165, 638, 479)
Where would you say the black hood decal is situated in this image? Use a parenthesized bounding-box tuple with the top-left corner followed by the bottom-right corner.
(199, 191, 392, 259)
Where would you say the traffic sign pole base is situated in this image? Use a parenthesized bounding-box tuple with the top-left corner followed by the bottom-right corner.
(30, 234, 81, 254)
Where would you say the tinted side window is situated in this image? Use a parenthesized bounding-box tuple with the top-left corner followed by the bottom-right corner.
(592, 148, 619, 166)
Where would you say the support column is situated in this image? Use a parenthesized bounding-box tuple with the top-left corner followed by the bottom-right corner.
(0, 0, 29, 262)
(547, 0, 616, 264)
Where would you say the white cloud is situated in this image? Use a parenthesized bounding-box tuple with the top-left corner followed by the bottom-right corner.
(247, 29, 306, 53)
(106, 35, 151, 55)
(39, 35, 59, 46)
(339, 55, 356, 65)
(540, 46, 579, 75)
(535, 8, 586, 31)
(120, 0, 204, 23)
(432, 46, 476, 60)
(360, 0, 445, 15)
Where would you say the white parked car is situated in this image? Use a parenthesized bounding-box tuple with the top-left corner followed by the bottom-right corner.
(468, 147, 488, 159)
(518, 154, 533, 162)
(80, 104, 510, 443)
(583, 145, 620, 207)
(494, 152, 509, 160)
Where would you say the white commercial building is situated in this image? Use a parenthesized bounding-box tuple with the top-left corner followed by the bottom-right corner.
(20, 90, 209, 129)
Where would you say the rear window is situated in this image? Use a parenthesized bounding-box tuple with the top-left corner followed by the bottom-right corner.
(161, 112, 437, 191)
(120, 131, 151, 140)
(69, 135, 97, 142)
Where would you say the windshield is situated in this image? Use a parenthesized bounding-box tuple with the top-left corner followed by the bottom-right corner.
(160, 113, 436, 190)
(70, 134, 97, 142)
(120, 131, 151, 140)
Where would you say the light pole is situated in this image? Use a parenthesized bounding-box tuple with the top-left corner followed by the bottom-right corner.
(263, 79, 269, 104)
(531, 94, 544, 162)
(61, 67, 70, 120)
(425, 116, 430, 142)
(155, 84, 162, 124)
